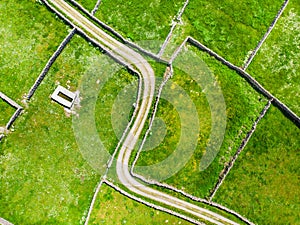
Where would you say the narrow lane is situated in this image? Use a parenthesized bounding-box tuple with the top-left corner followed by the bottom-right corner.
(46, 1, 239, 224)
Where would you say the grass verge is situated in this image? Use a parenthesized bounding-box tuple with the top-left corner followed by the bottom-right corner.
(76, 0, 97, 12)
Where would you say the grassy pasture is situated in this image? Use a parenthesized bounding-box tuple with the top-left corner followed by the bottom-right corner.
(163, 0, 284, 65)
(214, 106, 300, 225)
(0, 32, 139, 224)
(134, 45, 266, 198)
(0, 0, 69, 101)
(94, 0, 186, 52)
(0, 99, 16, 127)
(88, 184, 192, 225)
(247, 1, 300, 116)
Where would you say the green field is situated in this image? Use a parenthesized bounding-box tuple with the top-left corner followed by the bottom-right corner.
(89, 184, 192, 225)
(1, 0, 299, 224)
(76, 0, 97, 12)
(214, 106, 300, 224)
(0, 0, 69, 101)
(134, 45, 266, 198)
(247, 1, 300, 116)
(163, 0, 284, 65)
(94, 68, 138, 155)
(94, 0, 186, 52)
(0, 99, 15, 127)
(0, 30, 140, 223)
(0, 19, 147, 222)
(0, 34, 104, 224)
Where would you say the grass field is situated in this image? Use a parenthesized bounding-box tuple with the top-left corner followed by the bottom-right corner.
(163, 0, 284, 65)
(214, 106, 300, 225)
(94, 0, 186, 52)
(247, 1, 300, 116)
(0, 35, 104, 224)
(0, 29, 142, 223)
(134, 45, 266, 198)
(94, 68, 138, 155)
(0, 0, 69, 101)
(1, 0, 299, 224)
(76, 0, 97, 12)
(0, 99, 15, 127)
(88, 184, 192, 225)
(0, 21, 147, 222)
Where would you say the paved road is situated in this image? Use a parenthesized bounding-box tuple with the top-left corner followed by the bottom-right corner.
(47, 0, 239, 224)
(0, 218, 14, 225)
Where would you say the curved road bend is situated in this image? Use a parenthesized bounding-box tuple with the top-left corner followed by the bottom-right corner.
(48, 0, 239, 224)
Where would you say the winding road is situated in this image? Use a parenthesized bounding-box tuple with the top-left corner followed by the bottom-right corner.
(45, 0, 240, 224)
